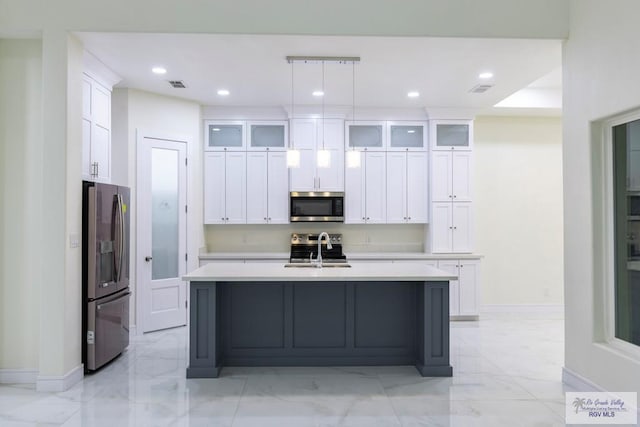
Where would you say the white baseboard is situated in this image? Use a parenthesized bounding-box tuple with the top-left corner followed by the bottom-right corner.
(130, 325, 138, 336)
(0, 369, 38, 384)
(481, 304, 564, 314)
(36, 364, 83, 392)
(562, 367, 605, 392)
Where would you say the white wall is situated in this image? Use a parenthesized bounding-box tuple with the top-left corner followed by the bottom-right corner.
(475, 116, 564, 306)
(0, 39, 42, 373)
(112, 89, 202, 328)
(562, 0, 640, 393)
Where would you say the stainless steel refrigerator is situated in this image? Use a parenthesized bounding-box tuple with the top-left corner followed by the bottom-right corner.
(82, 181, 131, 372)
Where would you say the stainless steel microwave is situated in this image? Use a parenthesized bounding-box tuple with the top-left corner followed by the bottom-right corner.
(290, 192, 344, 222)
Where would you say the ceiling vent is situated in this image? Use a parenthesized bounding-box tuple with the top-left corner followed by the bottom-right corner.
(469, 84, 493, 94)
(168, 80, 186, 88)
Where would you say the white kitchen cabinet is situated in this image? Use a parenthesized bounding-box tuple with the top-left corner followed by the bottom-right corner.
(387, 121, 427, 151)
(82, 74, 112, 182)
(246, 151, 289, 224)
(290, 118, 344, 191)
(431, 151, 472, 203)
(430, 120, 473, 151)
(345, 121, 386, 151)
(247, 121, 288, 151)
(431, 202, 474, 253)
(386, 151, 428, 223)
(204, 152, 246, 224)
(345, 151, 386, 224)
(437, 259, 480, 319)
(204, 120, 246, 151)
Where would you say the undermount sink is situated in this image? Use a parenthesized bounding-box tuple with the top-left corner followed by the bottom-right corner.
(284, 263, 351, 268)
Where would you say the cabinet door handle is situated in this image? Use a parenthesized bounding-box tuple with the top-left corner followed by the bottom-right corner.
(453, 226, 457, 230)
(453, 195, 457, 199)
(449, 226, 453, 229)
(268, 217, 271, 221)
(449, 195, 452, 198)
(264, 217, 267, 220)
(366, 217, 370, 220)
(226, 217, 229, 221)
(318, 177, 321, 188)
(408, 217, 411, 220)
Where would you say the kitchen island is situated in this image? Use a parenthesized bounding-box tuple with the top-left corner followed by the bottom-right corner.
(183, 262, 456, 378)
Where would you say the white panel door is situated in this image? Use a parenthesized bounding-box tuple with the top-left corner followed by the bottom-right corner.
(291, 118, 316, 149)
(91, 124, 111, 182)
(458, 260, 479, 316)
(82, 119, 92, 177)
(317, 148, 344, 191)
(431, 202, 453, 253)
(318, 118, 344, 151)
(267, 151, 289, 223)
(137, 135, 187, 333)
(364, 152, 386, 223)
(203, 152, 226, 224)
(386, 152, 407, 223)
(431, 151, 452, 202)
(437, 260, 460, 316)
(407, 151, 428, 223)
(345, 151, 365, 224)
(290, 149, 315, 191)
(224, 152, 246, 224)
(452, 202, 474, 253)
(246, 152, 268, 223)
(452, 151, 473, 202)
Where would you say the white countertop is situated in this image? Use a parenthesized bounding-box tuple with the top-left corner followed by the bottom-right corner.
(184, 261, 457, 282)
(198, 252, 482, 261)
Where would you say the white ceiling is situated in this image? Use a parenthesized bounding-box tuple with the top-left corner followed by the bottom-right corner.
(77, 33, 562, 115)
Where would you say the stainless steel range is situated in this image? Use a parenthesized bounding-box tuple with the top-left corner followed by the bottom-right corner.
(289, 233, 347, 263)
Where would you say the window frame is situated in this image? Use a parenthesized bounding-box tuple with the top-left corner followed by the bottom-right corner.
(602, 110, 640, 358)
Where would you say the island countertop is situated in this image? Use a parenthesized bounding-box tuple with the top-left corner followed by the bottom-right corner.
(183, 261, 457, 282)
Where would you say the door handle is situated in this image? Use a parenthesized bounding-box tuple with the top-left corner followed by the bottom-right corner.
(145, 256, 153, 262)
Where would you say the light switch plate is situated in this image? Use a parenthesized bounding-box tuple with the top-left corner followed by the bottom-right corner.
(69, 233, 80, 248)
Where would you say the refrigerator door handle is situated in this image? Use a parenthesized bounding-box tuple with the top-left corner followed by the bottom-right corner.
(114, 194, 125, 283)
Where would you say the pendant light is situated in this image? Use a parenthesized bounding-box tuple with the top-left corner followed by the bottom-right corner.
(346, 60, 361, 168)
(286, 59, 300, 168)
(316, 60, 331, 168)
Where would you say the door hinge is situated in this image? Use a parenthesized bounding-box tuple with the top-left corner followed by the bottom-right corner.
(185, 300, 188, 309)
(185, 158, 188, 166)
(185, 205, 188, 213)
(185, 253, 188, 262)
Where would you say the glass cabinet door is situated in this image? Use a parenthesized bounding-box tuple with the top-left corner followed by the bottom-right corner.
(431, 120, 473, 151)
(248, 121, 288, 150)
(346, 121, 385, 150)
(388, 122, 427, 150)
(204, 121, 245, 151)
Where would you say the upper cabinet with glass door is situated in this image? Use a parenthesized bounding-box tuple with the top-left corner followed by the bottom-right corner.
(247, 120, 288, 151)
(430, 119, 473, 151)
(387, 121, 428, 151)
(345, 121, 386, 151)
(204, 120, 246, 151)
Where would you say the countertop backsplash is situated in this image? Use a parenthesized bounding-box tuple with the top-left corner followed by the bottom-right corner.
(204, 224, 426, 253)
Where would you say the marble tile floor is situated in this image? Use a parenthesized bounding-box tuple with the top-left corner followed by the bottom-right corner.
(0, 312, 575, 426)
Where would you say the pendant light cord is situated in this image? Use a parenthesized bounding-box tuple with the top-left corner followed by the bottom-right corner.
(322, 60, 325, 150)
(290, 60, 294, 149)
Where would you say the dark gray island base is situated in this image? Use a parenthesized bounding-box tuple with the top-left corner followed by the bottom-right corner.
(186, 280, 452, 378)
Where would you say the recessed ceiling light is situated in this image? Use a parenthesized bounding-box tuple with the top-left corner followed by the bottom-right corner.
(407, 130, 416, 134)
(152, 67, 167, 75)
(312, 90, 324, 97)
(479, 72, 494, 79)
(212, 128, 220, 132)
(407, 91, 420, 98)
(217, 89, 230, 96)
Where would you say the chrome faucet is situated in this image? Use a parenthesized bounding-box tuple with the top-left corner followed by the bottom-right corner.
(314, 232, 332, 267)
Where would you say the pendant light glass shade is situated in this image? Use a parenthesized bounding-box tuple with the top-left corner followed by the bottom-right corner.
(346, 150, 361, 168)
(316, 149, 331, 168)
(286, 149, 301, 168)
